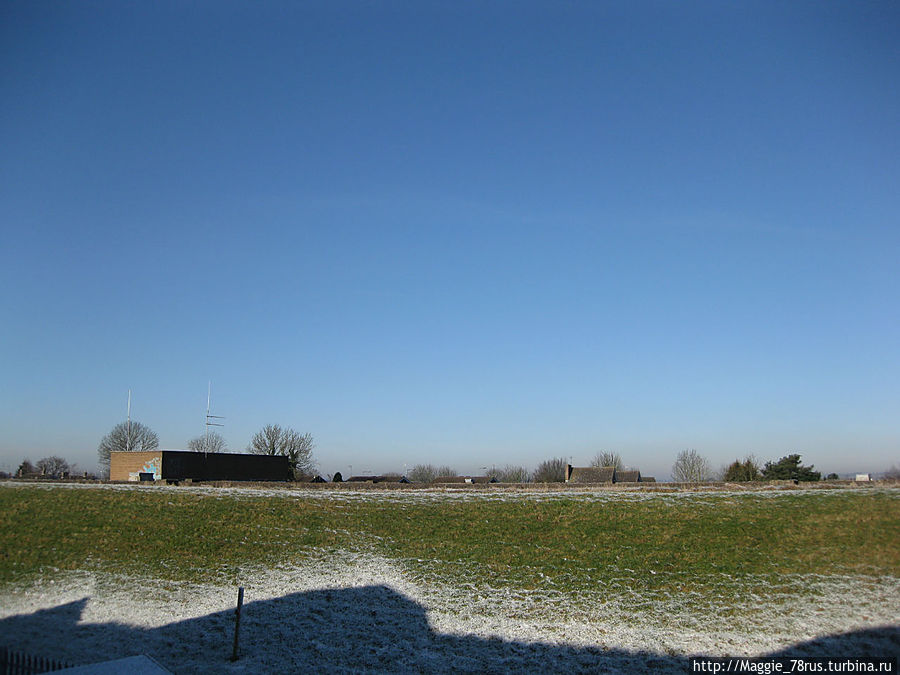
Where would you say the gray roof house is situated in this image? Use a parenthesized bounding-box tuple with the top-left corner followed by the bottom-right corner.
(564, 465, 651, 484)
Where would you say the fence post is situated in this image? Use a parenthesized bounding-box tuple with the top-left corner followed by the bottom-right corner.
(231, 586, 244, 662)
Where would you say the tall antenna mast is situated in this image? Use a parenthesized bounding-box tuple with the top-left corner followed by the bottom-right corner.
(126, 389, 132, 452)
(205, 381, 224, 457)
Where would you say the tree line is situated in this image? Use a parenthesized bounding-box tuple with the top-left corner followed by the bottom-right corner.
(412, 449, 867, 484)
(11, 456, 88, 479)
(8, 420, 894, 483)
(410, 452, 621, 484)
(672, 449, 825, 483)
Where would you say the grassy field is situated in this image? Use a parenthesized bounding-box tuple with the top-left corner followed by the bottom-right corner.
(2, 483, 898, 601)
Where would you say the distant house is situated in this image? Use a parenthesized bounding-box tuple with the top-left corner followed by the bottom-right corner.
(615, 470, 641, 483)
(566, 466, 615, 484)
(855, 474, 872, 482)
(564, 465, 649, 484)
(109, 450, 291, 483)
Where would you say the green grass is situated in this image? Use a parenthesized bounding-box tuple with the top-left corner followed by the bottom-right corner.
(360, 492, 900, 594)
(1, 485, 897, 598)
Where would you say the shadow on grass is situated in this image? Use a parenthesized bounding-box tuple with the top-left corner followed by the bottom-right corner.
(1, 586, 897, 673)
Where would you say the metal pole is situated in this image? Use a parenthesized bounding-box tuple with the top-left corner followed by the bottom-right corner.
(206, 381, 210, 457)
(204, 381, 225, 457)
(126, 390, 132, 452)
(231, 586, 244, 661)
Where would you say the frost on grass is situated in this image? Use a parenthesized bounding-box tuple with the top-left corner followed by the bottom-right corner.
(2, 482, 898, 672)
(1, 552, 898, 674)
(4, 480, 898, 506)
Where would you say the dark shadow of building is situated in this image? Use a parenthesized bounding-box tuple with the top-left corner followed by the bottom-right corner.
(1, 586, 897, 673)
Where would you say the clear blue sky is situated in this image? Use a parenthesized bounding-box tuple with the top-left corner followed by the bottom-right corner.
(2, 1, 898, 479)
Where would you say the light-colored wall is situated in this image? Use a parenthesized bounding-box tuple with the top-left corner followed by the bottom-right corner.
(110, 451, 163, 481)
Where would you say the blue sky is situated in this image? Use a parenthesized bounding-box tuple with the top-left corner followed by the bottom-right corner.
(2, 1, 898, 479)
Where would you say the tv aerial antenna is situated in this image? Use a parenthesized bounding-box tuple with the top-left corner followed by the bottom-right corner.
(126, 389, 132, 452)
(205, 381, 225, 457)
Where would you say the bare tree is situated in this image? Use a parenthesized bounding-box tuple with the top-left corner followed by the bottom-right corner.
(187, 431, 227, 454)
(883, 464, 900, 481)
(248, 424, 316, 479)
(406, 464, 459, 482)
(435, 465, 457, 478)
(408, 464, 437, 482)
(36, 456, 70, 477)
(532, 457, 568, 483)
(590, 451, 624, 471)
(97, 420, 159, 474)
(672, 448, 712, 483)
(495, 464, 530, 483)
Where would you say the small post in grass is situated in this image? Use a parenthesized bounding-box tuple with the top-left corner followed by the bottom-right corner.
(231, 586, 244, 662)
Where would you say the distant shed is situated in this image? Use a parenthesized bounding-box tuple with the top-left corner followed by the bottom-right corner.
(567, 466, 615, 484)
(109, 450, 291, 483)
(565, 465, 650, 484)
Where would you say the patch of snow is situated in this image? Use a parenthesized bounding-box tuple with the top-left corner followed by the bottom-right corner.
(2, 482, 897, 672)
(2, 553, 898, 673)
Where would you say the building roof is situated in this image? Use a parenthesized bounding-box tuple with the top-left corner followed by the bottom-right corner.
(616, 470, 641, 483)
(567, 466, 615, 483)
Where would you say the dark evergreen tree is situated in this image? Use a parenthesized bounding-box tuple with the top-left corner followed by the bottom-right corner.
(761, 454, 820, 482)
